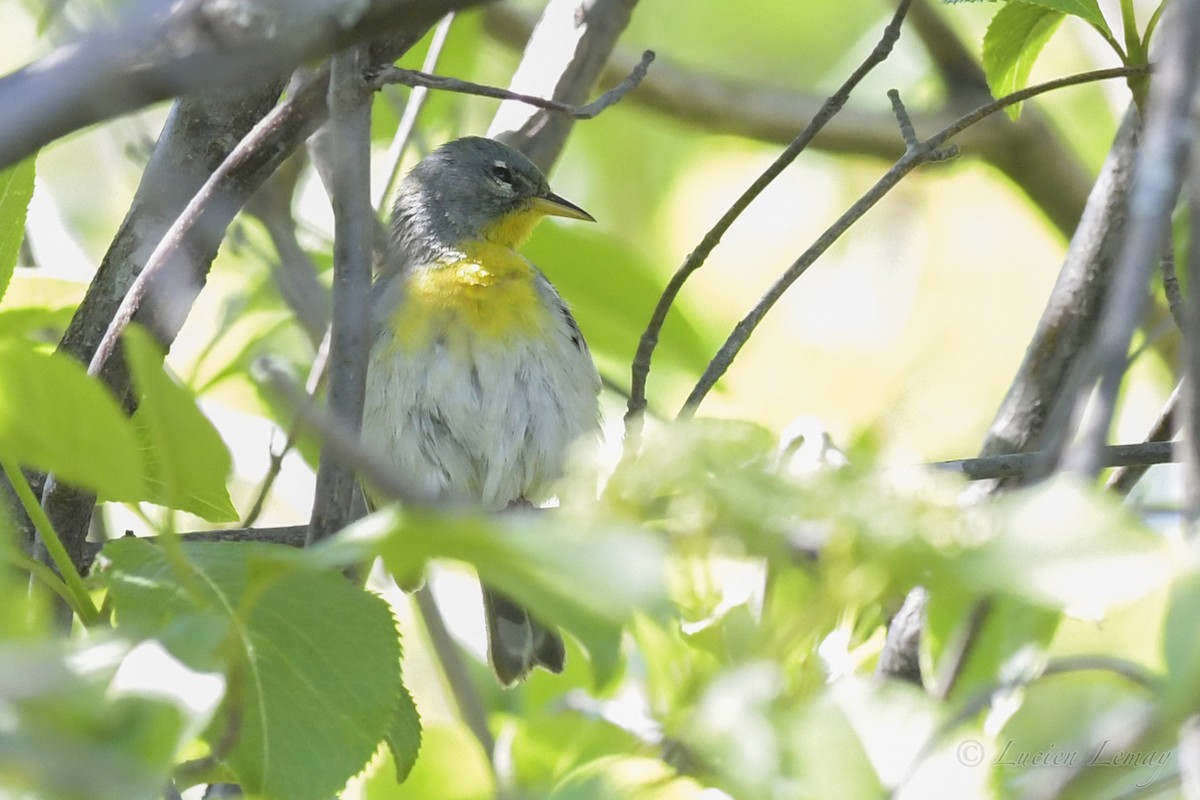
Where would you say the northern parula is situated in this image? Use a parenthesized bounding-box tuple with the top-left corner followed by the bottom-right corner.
(363, 137, 601, 686)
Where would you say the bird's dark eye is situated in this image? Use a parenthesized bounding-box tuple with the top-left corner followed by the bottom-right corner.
(488, 162, 516, 189)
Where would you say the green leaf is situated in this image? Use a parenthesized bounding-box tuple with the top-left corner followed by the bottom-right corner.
(365, 722, 493, 799)
(946, 0, 1107, 28)
(0, 341, 143, 500)
(1161, 569, 1200, 711)
(982, 3, 1067, 119)
(385, 679, 422, 783)
(317, 508, 670, 688)
(550, 756, 706, 800)
(1015, 0, 1107, 28)
(99, 540, 405, 800)
(0, 155, 35, 305)
(124, 325, 238, 522)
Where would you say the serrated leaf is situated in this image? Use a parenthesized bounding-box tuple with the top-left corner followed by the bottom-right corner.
(317, 508, 670, 688)
(385, 677, 422, 783)
(0, 156, 35, 305)
(945, 0, 1106, 28)
(983, 3, 1066, 119)
(366, 722, 493, 799)
(1016, 0, 1107, 28)
(124, 325, 238, 522)
(0, 341, 143, 500)
(98, 540, 404, 800)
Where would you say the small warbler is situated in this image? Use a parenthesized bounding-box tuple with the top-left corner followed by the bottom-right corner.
(363, 137, 601, 686)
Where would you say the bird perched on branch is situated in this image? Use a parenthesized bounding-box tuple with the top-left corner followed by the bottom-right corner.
(363, 136, 600, 686)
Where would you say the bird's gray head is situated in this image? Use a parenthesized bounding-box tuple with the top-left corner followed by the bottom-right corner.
(388, 136, 592, 266)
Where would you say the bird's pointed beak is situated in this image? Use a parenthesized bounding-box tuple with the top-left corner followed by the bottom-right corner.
(533, 191, 595, 222)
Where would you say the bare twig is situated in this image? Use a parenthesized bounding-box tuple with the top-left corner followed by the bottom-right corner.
(252, 357, 435, 506)
(485, 0, 643, 173)
(1060, 5, 1199, 479)
(624, 0, 917, 442)
(308, 45, 376, 545)
(373, 48, 654, 121)
(1186, 77, 1200, 524)
(483, 4, 1094, 238)
(679, 66, 1145, 419)
(375, 12, 457, 213)
(935, 440, 1177, 481)
(1106, 381, 1180, 495)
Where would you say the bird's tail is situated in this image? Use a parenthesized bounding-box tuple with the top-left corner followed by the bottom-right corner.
(482, 586, 565, 687)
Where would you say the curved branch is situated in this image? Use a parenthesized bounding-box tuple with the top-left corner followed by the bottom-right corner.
(680, 66, 1144, 418)
(623, 0, 917, 441)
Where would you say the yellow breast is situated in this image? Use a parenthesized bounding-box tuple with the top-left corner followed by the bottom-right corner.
(391, 241, 551, 351)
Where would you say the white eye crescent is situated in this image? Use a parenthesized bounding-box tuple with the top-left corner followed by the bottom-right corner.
(488, 161, 516, 192)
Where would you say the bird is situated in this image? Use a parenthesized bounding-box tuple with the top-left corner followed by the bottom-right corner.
(362, 136, 601, 686)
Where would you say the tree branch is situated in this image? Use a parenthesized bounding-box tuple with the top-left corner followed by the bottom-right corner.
(483, 3, 1094, 239)
(1061, 6, 1200, 478)
(374, 48, 654, 122)
(0, 0, 496, 170)
(678, 66, 1144, 418)
(308, 45, 375, 545)
(624, 0, 917, 441)
(934, 440, 1177, 481)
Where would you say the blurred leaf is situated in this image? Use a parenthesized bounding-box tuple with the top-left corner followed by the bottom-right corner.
(365, 722, 493, 800)
(525, 225, 714, 391)
(997, 671, 1159, 797)
(0, 155, 35, 305)
(549, 756, 706, 800)
(0, 341, 143, 500)
(957, 477, 1173, 614)
(1161, 569, 1200, 711)
(0, 638, 223, 800)
(317, 508, 670, 688)
(923, 591, 1059, 703)
(99, 540, 404, 800)
(982, 3, 1066, 119)
(510, 712, 644, 789)
(124, 326, 238, 522)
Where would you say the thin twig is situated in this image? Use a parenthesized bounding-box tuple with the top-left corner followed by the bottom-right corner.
(936, 440, 1177, 481)
(375, 12, 456, 213)
(1161, 232, 1184, 330)
(86, 91, 317, 376)
(308, 45, 376, 545)
(1106, 382, 1180, 495)
(624, 0, 917, 443)
(252, 357, 435, 506)
(678, 65, 1147, 419)
(241, 334, 332, 528)
(373, 48, 655, 119)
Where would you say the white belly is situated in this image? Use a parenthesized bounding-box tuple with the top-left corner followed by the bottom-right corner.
(362, 315, 600, 510)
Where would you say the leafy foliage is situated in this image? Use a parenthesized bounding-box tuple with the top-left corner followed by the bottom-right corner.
(0, 0, 1190, 798)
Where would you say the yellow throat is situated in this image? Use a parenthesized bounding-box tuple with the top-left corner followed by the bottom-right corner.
(391, 208, 551, 350)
